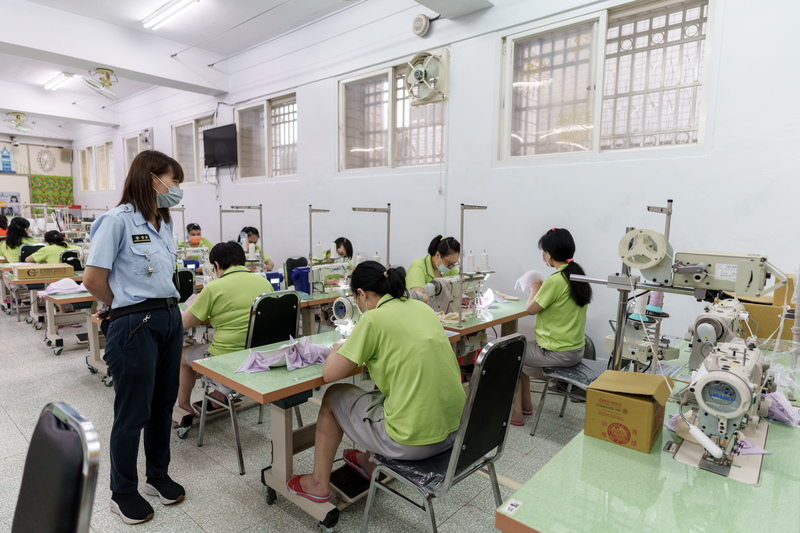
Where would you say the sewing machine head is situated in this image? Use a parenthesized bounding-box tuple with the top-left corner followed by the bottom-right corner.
(311, 262, 350, 293)
(685, 299, 746, 370)
(424, 273, 489, 315)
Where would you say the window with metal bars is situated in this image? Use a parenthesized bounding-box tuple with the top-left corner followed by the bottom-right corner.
(172, 115, 214, 183)
(508, 21, 598, 156)
(340, 65, 446, 170)
(270, 98, 297, 177)
(78, 141, 114, 191)
(235, 94, 298, 178)
(601, 1, 708, 150)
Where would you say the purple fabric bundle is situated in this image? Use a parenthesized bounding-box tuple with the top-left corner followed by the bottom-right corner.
(236, 336, 330, 373)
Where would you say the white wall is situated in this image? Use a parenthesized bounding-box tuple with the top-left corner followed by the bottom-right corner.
(72, 0, 800, 346)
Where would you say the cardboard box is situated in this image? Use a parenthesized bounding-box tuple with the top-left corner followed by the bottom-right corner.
(584, 370, 672, 454)
(13, 263, 74, 280)
(740, 301, 793, 341)
(772, 274, 795, 306)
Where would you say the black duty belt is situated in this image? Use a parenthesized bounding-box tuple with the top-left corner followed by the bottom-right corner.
(110, 298, 178, 322)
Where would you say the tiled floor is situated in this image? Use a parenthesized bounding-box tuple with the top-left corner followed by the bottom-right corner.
(0, 307, 587, 532)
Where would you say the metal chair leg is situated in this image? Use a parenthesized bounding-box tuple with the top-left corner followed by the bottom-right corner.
(360, 467, 382, 533)
(422, 495, 438, 533)
(560, 383, 573, 417)
(197, 384, 209, 447)
(226, 391, 245, 475)
(258, 405, 264, 424)
(293, 406, 303, 428)
(531, 377, 551, 436)
(487, 462, 503, 508)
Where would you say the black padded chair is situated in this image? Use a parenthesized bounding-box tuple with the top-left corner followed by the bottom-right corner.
(283, 257, 308, 289)
(173, 268, 196, 303)
(197, 290, 301, 475)
(19, 243, 45, 263)
(530, 335, 608, 436)
(59, 249, 83, 272)
(361, 334, 527, 533)
(12, 402, 100, 533)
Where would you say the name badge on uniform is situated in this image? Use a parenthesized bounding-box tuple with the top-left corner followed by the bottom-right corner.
(132, 234, 151, 243)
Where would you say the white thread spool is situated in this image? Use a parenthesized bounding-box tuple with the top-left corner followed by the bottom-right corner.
(331, 242, 338, 258)
(355, 254, 364, 265)
(249, 243, 256, 256)
(373, 253, 381, 263)
(315, 242, 322, 258)
(480, 252, 489, 272)
(466, 252, 475, 273)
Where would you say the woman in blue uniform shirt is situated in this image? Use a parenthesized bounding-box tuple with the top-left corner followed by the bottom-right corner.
(83, 151, 186, 525)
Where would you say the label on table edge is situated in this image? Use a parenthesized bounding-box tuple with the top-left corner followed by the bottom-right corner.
(502, 499, 522, 515)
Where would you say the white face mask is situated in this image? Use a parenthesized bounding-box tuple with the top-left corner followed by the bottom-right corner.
(152, 173, 183, 208)
(356, 291, 369, 314)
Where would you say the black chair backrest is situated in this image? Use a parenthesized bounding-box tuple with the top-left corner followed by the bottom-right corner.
(60, 249, 82, 272)
(584, 335, 595, 360)
(245, 290, 301, 349)
(174, 268, 196, 303)
(12, 402, 100, 533)
(447, 334, 526, 483)
(283, 257, 308, 288)
(19, 243, 45, 262)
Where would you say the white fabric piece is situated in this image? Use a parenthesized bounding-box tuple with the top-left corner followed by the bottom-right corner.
(515, 270, 544, 293)
(42, 278, 86, 295)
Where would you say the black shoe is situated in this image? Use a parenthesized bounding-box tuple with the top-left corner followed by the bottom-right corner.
(110, 492, 154, 524)
(144, 475, 185, 505)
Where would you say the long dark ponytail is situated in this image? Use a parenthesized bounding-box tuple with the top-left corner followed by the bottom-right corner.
(538, 228, 592, 307)
(350, 260, 408, 300)
(6, 217, 30, 249)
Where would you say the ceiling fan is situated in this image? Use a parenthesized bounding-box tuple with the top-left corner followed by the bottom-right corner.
(83, 68, 120, 100)
(4, 113, 33, 133)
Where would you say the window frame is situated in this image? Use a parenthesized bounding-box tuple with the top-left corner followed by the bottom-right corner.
(171, 113, 215, 185)
(338, 59, 448, 172)
(78, 140, 115, 192)
(234, 93, 298, 180)
(122, 134, 140, 175)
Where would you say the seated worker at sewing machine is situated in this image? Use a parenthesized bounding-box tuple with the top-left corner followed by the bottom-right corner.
(184, 223, 214, 252)
(238, 226, 274, 272)
(25, 230, 79, 263)
(511, 228, 592, 427)
(287, 261, 466, 503)
(0, 217, 38, 263)
(177, 241, 274, 416)
(405, 235, 460, 303)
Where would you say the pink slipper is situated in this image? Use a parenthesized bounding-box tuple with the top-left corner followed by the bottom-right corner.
(343, 449, 370, 481)
(286, 475, 331, 503)
(510, 418, 525, 427)
(522, 409, 533, 416)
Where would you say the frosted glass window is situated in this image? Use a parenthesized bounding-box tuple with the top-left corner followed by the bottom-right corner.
(96, 144, 107, 190)
(123, 136, 139, 175)
(105, 142, 114, 190)
(394, 68, 445, 167)
(173, 123, 195, 183)
(270, 98, 297, 176)
(344, 74, 389, 169)
(601, 1, 708, 150)
(79, 150, 88, 191)
(510, 22, 597, 156)
(237, 105, 267, 178)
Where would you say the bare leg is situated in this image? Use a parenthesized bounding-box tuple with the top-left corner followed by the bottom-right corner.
(298, 389, 343, 497)
(520, 373, 533, 413)
(177, 348, 197, 413)
(356, 450, 376, 478)
(512, 375, 531, 422)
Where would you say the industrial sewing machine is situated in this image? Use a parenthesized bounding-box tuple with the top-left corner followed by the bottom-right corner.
(684, 299, 747, 370)
(424, 273, 490, 316)
(310, 261, 351, 295)
(669, 339, 774, 485)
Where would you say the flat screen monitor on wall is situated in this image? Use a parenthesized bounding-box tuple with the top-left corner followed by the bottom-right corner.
(203, 124, 237, 167)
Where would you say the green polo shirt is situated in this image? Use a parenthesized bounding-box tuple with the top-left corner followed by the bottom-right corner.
(30, 244, 80, 264)
(0, 237, 39, 263)
(533, 265, 587, 352)
(188, 266, 274, 356)
(185, 237, 214, 255)
(405, 255, 458, 290)
(338, 295, 466, 446)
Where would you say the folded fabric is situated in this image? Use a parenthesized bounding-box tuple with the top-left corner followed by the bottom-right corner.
(515, 270, 544, 293)
(734, 439, 770, 455)
(764, 391, 800, 426)
(477, 289, 495, 310)
(236, 336, 331, 373)
(493, 290, 519, 301)
(665, 413, 680, 432)
(43, 278, 87, 295)
(436, 311, 461, 324)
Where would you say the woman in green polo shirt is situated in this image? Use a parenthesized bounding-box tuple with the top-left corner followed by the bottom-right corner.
(405, 235, 461, 302)
(26, 230, 78, 263)
(288, 261, 466, 503)
(0, 217, 38, 263)
(185, 223, 214, 251)
(512, 228, 592, 426)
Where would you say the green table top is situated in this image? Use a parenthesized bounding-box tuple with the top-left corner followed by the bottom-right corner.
(193, 330, 346, 404)
(300, 288, 350, 305)
(496, 402, 800, 532)
(443, 299, 528, 333)
(44, 291, 95, 302)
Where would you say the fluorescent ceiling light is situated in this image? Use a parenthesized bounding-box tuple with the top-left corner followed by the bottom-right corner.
(43, 72, 74, 91)
(142, 0, 199, 30)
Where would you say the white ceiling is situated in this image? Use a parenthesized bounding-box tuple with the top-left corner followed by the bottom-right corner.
(24, 0, 361, 56)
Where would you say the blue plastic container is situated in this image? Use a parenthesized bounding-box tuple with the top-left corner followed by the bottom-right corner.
(290, 266, 311, 293)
